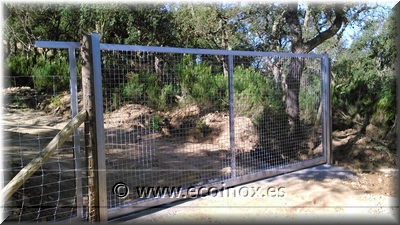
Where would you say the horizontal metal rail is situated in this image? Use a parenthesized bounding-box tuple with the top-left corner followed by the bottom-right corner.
(35, 41, 326, 59)
(35, 41, 80, 49)
(107, 156, 326, 220)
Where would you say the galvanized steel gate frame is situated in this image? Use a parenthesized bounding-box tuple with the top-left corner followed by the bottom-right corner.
(35, 33, 332, 221)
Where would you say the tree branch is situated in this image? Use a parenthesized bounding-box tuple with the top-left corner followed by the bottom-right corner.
(303, 7, 346, 53)
(284, 4, 303, 52)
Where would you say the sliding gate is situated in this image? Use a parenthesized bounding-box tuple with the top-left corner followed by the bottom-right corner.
(99, 37, 332, 219)
(34, 33, 331, 221)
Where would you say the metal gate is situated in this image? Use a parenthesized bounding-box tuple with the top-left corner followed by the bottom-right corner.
(31, 33, 331, 221)
(98, 38, 332, 219)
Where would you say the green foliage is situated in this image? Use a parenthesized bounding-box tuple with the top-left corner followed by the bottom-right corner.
(234, 66, 285, 123)
(233, 66, 268, 121)
(5, 54, 34, 76)
(50, 95, 62, 108)
(32, 58, 69, 93)
(120, 72, 179, 111)
(196, 120, 212, 136)
(160, 84, 177, 110)
(299, 72, 321, 124)
(332, 12, 396, 132)
(120, 55, 287, 120)
(176, 54, 228, 112)
(121, 72, 145, 104)
(6, 53, 69, 93)
(148, 114, 162, 132)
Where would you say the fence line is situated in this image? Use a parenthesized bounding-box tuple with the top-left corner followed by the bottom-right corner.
(1, 33, 331, 222)
(97, 35, 330, 219)
(1, 109, 87, 205)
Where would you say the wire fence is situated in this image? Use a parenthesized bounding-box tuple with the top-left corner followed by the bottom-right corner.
(2, 74, 89, 222)
(99, 47, 325, 212)
(2, 35, 330, 222)
(233, 56, 323, 176)
(101, 51, 232, 209)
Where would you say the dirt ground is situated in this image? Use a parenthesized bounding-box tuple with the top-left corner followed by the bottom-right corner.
(112, 165, 398, 224)
(2, 88, 398, 223)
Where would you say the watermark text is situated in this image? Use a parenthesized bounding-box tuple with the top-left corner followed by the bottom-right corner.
(112, 182, 286, 199)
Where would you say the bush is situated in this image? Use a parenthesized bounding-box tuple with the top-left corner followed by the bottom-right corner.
(32, 60, 69, 93)
(121, 72, 145, 104)
(196, 119, 212, 136)
(6, 54, 34, 76)
(121, 72, 179, 111)
(120, 55, 288, 121)
(159, 84, 178, 110)
(148, 114, 162, 132)
(176, 54, 228, 112)
(233, 66, 282, 122)
(299, 72, 321, 125)
(6, 53, 70, 93)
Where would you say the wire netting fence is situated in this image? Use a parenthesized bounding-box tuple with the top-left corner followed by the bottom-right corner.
(101, 51, 232, 209)
(2, 36, 329, 222)
(2, 72, 89, 222)
(99, 47, 325, 212)
(233, 56, 323, 175)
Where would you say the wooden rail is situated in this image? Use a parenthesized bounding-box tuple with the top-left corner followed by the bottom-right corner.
(1, 109, 87, 204)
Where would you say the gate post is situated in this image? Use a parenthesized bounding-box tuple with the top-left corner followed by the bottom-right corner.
(228, 54, 236, 178)
(81, 33, 108, 221)
(68, 47, 84, 219)
(321, 54, 332, 165)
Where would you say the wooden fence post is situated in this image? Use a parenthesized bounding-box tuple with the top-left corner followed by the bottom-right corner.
(80, 33, 108, 222)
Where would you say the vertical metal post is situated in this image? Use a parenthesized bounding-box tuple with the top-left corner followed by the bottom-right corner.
(396, 6, 400, 220)
(228, 54, 236, 178)
(90, 33, 108, 222)
(68, 47, 83, 219)
(321, 54, 332, 165)
(81, 33, 107, 222)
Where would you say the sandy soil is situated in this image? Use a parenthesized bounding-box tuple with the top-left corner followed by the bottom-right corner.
(2, 92, 398, 223)
(113, 165, 398, 224)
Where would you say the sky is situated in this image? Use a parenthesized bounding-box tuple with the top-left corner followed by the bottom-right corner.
(340, 1, 397, 48)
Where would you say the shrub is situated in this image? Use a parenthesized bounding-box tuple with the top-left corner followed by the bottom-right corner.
(233, 66, 276, 122)
(121, 72, 145, 104)
(176, 54, 228, 112)
(121, 72, 179, 111)
(196, 119, 212, 136)
(32, 56, 69, 93)
(299, 72, 321, 125)
(148, 114, 162, 132)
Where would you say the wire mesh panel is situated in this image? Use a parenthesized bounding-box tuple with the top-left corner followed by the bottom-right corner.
(99, 44, 327, 217)
(100, 50, 232, 209)
(2, 71, 89, 220)
(233, 56, 323, 177)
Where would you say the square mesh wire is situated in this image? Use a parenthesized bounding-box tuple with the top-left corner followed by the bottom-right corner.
(101, 49, 324, 210)
(2, 71, 89, 222)
(233, 55, 322, 176)
(101, 50, 232, 208)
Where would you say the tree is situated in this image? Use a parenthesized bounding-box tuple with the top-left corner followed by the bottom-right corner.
(241, 3, 381, 144)
(171, 3, 250, 76)
(332, 10, 396, 140)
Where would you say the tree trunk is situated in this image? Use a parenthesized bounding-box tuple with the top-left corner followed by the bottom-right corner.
(285, 57, 304, 134)
(281, 57, 305, 157)
(222, 56, 228, 76)
(155, 55, 164, 85)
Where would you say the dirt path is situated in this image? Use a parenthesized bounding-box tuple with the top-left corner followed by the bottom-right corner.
(113, 165, 398, 224)
(3, 104, 398, 223)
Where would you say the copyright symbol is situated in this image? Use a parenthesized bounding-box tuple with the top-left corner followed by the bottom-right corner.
(112, 182, 129, 199)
